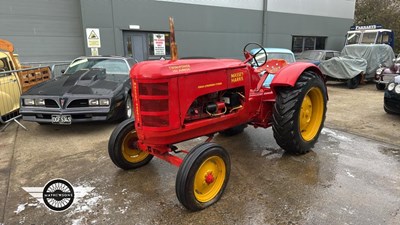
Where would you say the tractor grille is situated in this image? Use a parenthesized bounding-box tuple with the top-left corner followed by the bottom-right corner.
(138, 82, 169, 127)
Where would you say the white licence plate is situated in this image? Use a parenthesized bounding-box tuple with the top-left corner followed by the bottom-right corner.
(51, 115, 72, 125)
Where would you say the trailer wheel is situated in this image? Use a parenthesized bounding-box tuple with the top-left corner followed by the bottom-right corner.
(108, 118, 153, 170)
(176, 143, 230, 211)
(346, 74, 361, 89)
(219, 124, 247, 136)
(272, 71, 327, 154)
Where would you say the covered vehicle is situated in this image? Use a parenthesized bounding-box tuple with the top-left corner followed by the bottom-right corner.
(384, 75, 400, 114)
(375, 53, 400, 90)
(319, 44, 395, 88)
(296, 50, 339, 66)
(20, 56, 135, 124)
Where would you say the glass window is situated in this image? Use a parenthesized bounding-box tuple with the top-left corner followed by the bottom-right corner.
(65, 58, 129, 75)
(316, 37, 326, 50)
(292, 37, 304, 53)
(126, 36, 133, 57)
(361, 32, 377, 44)
(304, 37, 316, 51)
(346, 33, 361, 45)
(292, 36, 326, 53)
(325, 52, 334, 60)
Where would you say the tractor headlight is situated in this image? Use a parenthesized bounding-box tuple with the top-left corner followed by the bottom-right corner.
(88, 99, 99, 106)
(395, 85, 400, 94)
(388, 82, 395, 91)
(99, 99, 110, 106)
(24, 98, 35, 106)
(36, 99, 45, 106)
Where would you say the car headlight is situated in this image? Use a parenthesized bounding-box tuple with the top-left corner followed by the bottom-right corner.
(36, 99, 45, 106)
(376, 68, 384, 75)
(99, 99, 110, 106)
(88, 99, 99, 106)
(24, 98, 35, 106)
(395, 85, 400, 94)
(388, 82, 396, 91)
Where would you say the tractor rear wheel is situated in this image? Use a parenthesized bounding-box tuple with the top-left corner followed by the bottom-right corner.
(272, 71, 327, 154)
(176, 143, 230, 211)
(108, 118, 153, 170)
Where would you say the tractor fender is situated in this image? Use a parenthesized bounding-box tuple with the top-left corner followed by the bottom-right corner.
(270, 62, 327, 98)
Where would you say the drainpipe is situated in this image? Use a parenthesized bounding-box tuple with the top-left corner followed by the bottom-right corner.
(111, 0, 117, 55)
(261, 0, 268, 46)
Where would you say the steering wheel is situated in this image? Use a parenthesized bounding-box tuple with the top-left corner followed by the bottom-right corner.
(243, 43, 267, 67)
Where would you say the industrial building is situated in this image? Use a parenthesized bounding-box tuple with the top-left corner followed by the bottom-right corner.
(1, 0, 356, 62)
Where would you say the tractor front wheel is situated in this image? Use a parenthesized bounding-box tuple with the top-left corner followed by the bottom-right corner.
(176, 143, 230, 211)
(108, 118, 153, 170)
(272, 71, 327, 154)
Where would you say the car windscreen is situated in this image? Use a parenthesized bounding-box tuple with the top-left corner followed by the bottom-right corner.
(254, 52, 295, 65)
(266, 53, 295, 63)
(298, 51, 323, 61)
(65, 58, 129, 75)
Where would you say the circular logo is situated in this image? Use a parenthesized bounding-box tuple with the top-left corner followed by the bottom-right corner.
(42, 179, 75, 211)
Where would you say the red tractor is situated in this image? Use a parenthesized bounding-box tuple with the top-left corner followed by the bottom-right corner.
(108, 19, 327, 211)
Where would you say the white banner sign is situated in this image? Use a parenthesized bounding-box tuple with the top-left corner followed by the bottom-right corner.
(153, 34, 166, 56)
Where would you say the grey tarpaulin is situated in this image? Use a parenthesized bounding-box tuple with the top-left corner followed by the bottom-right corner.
(319, 44, 395, 80)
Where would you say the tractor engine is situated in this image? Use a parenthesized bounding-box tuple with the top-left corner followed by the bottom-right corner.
(184, 88, 244, 122)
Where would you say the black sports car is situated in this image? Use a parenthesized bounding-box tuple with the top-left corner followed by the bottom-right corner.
(20, 56, 135, 124)
(384, 75, 400, 114)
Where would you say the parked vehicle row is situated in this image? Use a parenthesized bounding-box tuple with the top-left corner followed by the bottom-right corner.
(14, 42, 400, 126)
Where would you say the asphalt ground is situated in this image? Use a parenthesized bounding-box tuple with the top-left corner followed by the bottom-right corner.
(0, 82, 399, 225)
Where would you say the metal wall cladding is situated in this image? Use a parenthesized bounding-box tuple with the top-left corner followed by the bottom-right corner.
(0, 0, 84, 62)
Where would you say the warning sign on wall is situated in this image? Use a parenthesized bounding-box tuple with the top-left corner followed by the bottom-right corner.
(86, 28, 101, 48)
(153, 34, 166, 56)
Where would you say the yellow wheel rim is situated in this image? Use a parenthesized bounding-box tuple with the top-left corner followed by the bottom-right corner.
(194, 156, 226, 203)
(299, 87, 324, 141)
(122, 131, 149, 163)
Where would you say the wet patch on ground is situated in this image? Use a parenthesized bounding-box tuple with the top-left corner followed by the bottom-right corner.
(379, 147, 400, 162)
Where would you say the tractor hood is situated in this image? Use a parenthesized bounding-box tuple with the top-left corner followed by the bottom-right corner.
(24, 68, 128, 96)
(131, 59, 246, 79)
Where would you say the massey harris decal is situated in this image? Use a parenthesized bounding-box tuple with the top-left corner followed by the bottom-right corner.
(230, 72, 244, 83)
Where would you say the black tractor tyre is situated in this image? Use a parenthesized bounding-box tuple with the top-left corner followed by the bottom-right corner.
(346, 75, 361, 89)
(108, 118, 153, 170)
(219, 124, 247, 136)
(272, 71, 327, 154)
(176, 143, 230, 211)
(376, 83, 386, 90)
